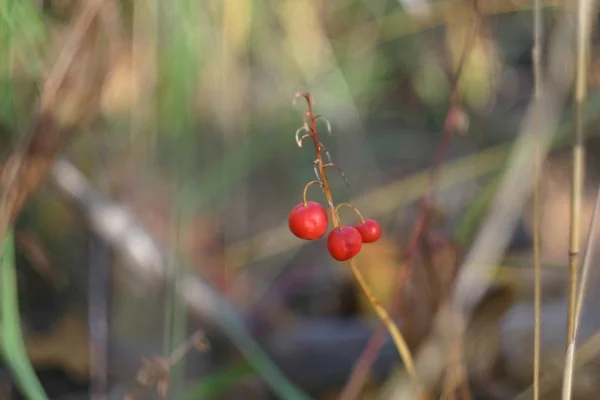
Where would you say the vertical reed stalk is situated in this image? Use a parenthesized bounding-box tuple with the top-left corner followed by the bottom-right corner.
(566, 0, 589, 348)
(562, 183, 600, 400)
(532, 0, 543, 397)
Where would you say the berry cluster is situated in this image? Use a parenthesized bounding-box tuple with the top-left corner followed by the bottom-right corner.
(287, 93, 381, 261)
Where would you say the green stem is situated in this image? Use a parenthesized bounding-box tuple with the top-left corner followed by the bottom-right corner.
(1, 230, 48, 400)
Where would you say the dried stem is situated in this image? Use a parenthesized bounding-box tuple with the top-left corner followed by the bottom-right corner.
(532, 0, 544, 396)
(563, 5, 596, 390)
(347, 259, 422, 398)
(567, 0, 590, 348)
(562, 183, 600, 399)
(294, 93, 427, 399)
(40, 0, 108, 112)
(126, 330, 208, 400)
(302, 180, 324, 205)
(165, 330, 208, 366)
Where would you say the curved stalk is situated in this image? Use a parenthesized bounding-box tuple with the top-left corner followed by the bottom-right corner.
(294, 93, 428, 399)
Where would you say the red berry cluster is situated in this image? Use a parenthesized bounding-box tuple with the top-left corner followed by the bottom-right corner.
(287, 93, 381, 261)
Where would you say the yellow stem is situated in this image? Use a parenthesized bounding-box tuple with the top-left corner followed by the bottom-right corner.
(532, 0, 543, 395)
(348, 259, 428, 400)
(335, 202, 366, 224)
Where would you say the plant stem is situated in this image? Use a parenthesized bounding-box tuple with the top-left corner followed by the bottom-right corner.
(1, 230, 48, 400)
(563, 0, 593, 397)
(562, 183, 600, 400)
(567, 0, 589, 348)
(532, 0, 543, 396)
(347, 259, 425, 399)
(301, 93, 427, 399)
(305, 97, 341, 228)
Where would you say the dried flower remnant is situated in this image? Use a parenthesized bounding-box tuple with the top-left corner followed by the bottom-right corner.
(124, 330, 208, 400)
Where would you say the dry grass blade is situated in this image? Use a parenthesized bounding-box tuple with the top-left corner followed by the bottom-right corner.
(0, 0, 112, 246)
(532, 0, 544, 396)
(0, 117, 68, 243)
(517, 326, 600, 399)
(562, 173, 600, 399)
(40, 0, 107, 112)
(566, 0, 592, 346)
(561, 341, 576, 400)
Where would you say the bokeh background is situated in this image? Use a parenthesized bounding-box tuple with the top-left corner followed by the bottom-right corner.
(2, 0, 600, 399)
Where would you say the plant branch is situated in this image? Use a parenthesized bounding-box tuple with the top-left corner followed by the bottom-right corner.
(295, 93, 427, 399)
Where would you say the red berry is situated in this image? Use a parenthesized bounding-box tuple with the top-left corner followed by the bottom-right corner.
(288, 201, 329, 240)
(354, 218, 381, 243)
(327, 226, 363, 261)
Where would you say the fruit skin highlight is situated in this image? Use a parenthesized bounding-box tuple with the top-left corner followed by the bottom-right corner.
(288, 201, 329, 240)
(327, 226, 363, 261)
(354, 218, 382, 243)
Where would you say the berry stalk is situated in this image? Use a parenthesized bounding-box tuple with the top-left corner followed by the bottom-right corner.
(290, 93, 428, 400)
(301, 93, 342, 228)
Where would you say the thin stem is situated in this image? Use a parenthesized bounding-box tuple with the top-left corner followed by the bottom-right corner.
(573, 190, 600, 365)
(532, 113, 543, 400)
(1, 230, 48, 400)
(567, 0, 589, 348)
(517, 326, 600, 399)
(562, 183, 600, 400)
(563, 0, 593, 396)
(302, 180, 324, 205)
(335, 202, 365, 224)
(323, 163, 350, 186)
(347, 259, 426, 399)
(297, 93, 427, 399)
(166, 330, 207, 366)
(532, 0, 543, 396)
(303, 94, 341, 227)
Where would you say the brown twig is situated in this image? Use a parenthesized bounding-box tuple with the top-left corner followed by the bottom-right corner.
(339, 3, 481, 398)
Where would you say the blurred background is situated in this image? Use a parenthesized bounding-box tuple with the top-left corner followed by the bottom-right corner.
(2, 0, 600, 399)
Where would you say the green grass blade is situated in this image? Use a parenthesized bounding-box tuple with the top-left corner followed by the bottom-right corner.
(1, 230, 48, 400)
